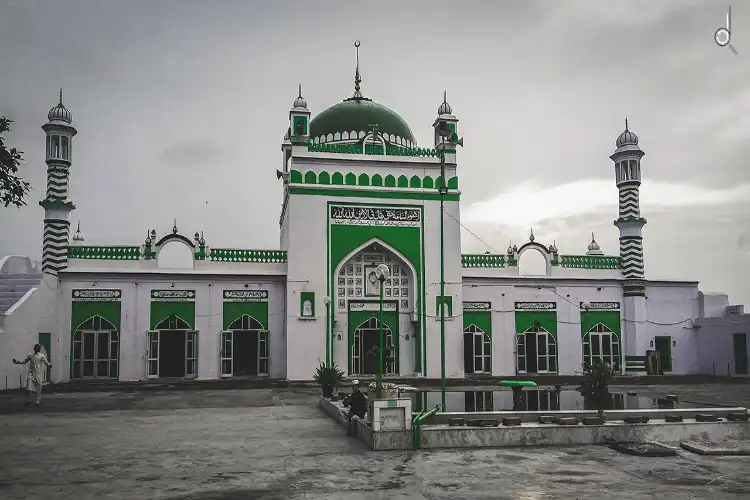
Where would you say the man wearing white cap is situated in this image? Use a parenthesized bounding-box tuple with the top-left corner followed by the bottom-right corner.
(342, 379, 367, 436)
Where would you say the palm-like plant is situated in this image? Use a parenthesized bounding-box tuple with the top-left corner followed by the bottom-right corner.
(313, 361, 345, 398)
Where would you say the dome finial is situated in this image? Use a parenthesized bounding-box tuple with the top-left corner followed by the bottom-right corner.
(352, 40, 364, 99)
(625, 116, 629, 131)
(587, 232, 603, 255)
(529, 227, 535, 242)
(59, 88, 63, 105)
(438, 90, 453, 115)
(71, 220, 85, 243)
(293, 84, 307, 109)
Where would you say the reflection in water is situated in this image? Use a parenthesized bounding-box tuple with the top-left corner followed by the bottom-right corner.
(411, 388, 711, 412)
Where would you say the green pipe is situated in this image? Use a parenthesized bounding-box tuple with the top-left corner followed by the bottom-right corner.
(413, 404, 440, 450)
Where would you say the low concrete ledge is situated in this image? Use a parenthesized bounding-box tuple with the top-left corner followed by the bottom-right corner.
(680, 440, 750, 456)
(319, 397, 750, 451)
(425, 407, 748, 425)
(417, 420, 750, 450)
(318, 397, 412, 450)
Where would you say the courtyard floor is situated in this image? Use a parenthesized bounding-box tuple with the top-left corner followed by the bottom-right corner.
(0, 384, 748, 499)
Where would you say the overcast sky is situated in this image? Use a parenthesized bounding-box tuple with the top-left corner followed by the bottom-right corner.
(1, 0, 748, 308)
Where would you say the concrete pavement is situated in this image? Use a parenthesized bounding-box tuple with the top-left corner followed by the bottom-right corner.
(0, 387, 749, 499)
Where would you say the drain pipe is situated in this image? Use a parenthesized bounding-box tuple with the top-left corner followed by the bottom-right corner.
(413, 404, 440, 450)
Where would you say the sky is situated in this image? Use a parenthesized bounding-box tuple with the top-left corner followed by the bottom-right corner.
(0, 0, 748, 308)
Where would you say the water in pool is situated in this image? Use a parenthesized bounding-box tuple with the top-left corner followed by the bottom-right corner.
(407, 388, 723, 412)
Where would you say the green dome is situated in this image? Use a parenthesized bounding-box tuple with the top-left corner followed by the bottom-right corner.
(310, 98, 416, 147)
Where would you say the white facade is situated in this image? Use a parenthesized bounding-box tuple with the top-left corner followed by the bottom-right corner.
(1, 74, 748, 387)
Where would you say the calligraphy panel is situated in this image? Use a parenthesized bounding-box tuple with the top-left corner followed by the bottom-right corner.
(330, 205, 421, 227)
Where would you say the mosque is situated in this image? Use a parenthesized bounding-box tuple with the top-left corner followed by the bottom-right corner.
(0, 45, 748, 387)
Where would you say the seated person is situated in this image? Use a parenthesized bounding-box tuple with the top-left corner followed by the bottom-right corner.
(342, 379, 367, 435)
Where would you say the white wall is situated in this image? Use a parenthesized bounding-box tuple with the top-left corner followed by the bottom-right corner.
(0, 275, 57, 389)
(644, 283, 700, 374)
(696, 315, 750, 376)
(462, 279, 624, 376)
(57, 275, 286, 382)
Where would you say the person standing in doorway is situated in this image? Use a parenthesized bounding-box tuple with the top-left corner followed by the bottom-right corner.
(13, 344, 51, 406)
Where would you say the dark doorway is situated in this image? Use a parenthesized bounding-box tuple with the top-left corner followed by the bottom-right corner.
(733, 333, 748, 375)
(463, 332, 473, 373)
(525, 332, 538, 373)
(654, 336, 672, 373)
(160, 330, 186, 378)
(233, 330, 259, 376)
(362, 330, 380, 375)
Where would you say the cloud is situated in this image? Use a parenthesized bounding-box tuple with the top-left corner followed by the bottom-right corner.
(158, 140, 225, 167)
(463, 178, 750, 229)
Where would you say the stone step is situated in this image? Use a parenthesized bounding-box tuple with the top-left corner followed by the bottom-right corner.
(0, 273, 43, 280)
(0, 285, 34, 294)
(0, 291, 28, 299)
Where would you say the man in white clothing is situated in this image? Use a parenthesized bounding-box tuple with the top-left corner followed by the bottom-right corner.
(13, 344, 51, 405)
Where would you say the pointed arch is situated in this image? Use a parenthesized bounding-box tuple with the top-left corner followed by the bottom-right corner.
(290, 170, 303, 183)
(384, 174, 396, 187)
(228, 314, 264, 331)
(371, 173, 383, 187)
(332, 172, 344, 185)
(318, 171, 330, 185)
(332, 237, 419, 303)
(154, 315, 191, 330)
(409, 175, 421, 188)
(358, 173, 370, 186)
(345, 172, 357, 185)
(74, 314, 118, 334)
(423, 176, 434, 189)
(397, 175, 409, 188)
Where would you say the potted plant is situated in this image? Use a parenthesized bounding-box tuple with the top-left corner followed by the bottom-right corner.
(313, 361, 345, 398)
(582, 358, 616, 416)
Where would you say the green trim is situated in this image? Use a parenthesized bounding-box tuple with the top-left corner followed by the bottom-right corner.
(292, 115, 308, 136)
(71, 301, 122, 332)
(222, 302, 269, 330)
(39, 199, 76, 210)
(463, 311, 491, 338)
(614, 216, 647, 225)
(68, 246, 140, 260)
(580, 310, 621, 337)
(461, 254, 506, 268)
(291, 169, 458, 193)
(326, 201, 425, 376)
(436, 295, 453, 318)
(558, 255, 621, 269)
(150, 302, 196, 329)
(209, 249, 287, 263)
(300, 291, 315, 318)
(290, 186, 460, 201)
(514, 311, 557, 339)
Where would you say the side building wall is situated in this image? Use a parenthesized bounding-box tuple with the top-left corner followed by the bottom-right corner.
(56, 275, 287, 382)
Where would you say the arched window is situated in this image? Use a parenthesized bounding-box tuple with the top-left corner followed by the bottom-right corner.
(72, 315, 119, 379)
(583, 323, 620, 371)
(516, 325, 557, 374)
(352, 317, 394, 376)
(228, 315, 263, 331)
(463, 324, 491, 374)
(153, 315, 191, 330)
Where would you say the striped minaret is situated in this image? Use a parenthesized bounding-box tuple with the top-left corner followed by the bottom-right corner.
(39, 90, 77, 275)
(610, 118, 646, 297)
(611, 118, 648, 374)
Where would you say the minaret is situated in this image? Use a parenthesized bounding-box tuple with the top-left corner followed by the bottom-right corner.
(432, 90, 458, 149)
(289, 83, 310, 147)
(610, 118, 646, 293)
(610, 118, 647, 374)
(40, 90, 77, 275)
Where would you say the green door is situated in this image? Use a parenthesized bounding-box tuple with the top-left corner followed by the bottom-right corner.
(733, 333, 748, 375)
(654, 336, 672, 372)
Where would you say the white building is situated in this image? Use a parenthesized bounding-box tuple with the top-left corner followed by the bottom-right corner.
(1, 56, 748, 386)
